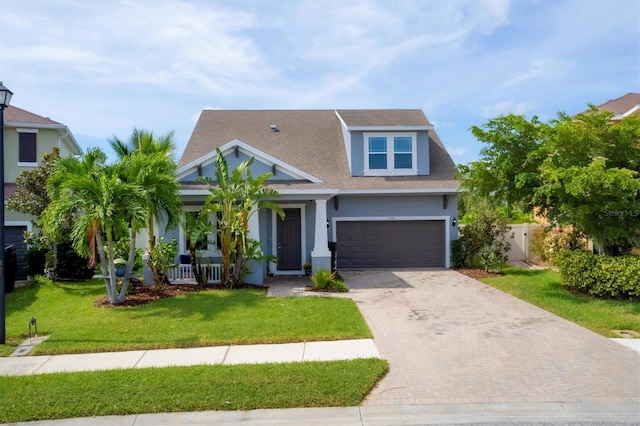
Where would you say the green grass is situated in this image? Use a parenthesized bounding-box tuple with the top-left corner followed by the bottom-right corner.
(481, 266, 640, 337)
(1, 279, 371, 356)
(0, 358, 389, 423)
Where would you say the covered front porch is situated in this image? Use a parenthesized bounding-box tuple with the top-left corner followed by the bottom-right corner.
(148, 195, 334, 286)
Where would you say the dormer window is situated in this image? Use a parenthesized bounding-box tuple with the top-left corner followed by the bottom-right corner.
(364, 132, 417, 176)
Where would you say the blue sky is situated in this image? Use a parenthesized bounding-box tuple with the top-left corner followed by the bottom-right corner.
(1, 0, 638, 165)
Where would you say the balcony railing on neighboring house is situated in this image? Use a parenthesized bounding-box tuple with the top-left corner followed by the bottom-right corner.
(165, 263, 223, 284)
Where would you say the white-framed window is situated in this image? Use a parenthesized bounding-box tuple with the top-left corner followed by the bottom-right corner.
(17, 128, 38, 166)
(364, 132, 417, 175)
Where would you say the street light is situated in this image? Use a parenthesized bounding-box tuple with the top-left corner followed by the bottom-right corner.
(0, 82, 13, 344)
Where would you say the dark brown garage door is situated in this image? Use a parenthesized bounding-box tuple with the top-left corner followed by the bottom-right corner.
(336, 220, 445, 268)
(5, 226, 27, 280)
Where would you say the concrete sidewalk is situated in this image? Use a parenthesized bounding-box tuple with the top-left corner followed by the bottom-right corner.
(0, 339, 380, 376)
(6, 401, 640, 425)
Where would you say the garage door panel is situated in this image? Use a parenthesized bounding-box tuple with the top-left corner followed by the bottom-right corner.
(336, 220, 445, 268)
(5, 226, 27, 280)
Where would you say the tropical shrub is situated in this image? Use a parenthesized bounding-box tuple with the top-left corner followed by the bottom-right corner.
(113, 238, 143, 274)
(310, 268, 348, 292)
(24, 246, 47, 277)
(147, 237, 178, 286)
(310, 268, 337, 289)
(530, 226, 587, 263)
(456, 207, 512, 271)
(555, 250, 640, 299)
(23, 232, 93, 280)
(450, 238, 466, 268)
(55, 239, 95, 280)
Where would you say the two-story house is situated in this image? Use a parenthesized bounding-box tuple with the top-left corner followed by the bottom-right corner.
(165, 109, 458, 285)
(3, 105, 83, 279)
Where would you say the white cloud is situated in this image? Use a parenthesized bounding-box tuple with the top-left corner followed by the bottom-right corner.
(448, 146, 469, 157)
(482, 100, 535, 117)
(504, 58, 572, 86)
(1, 0, 637, 164)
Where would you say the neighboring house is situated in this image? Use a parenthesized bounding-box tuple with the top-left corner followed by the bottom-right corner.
(3, 105, 83, 279)
(592, 92, 640, 123)
(165, 109, 458, 285)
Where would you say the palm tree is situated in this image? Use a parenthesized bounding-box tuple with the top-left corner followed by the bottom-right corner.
(43, 148, 147, 304)
(109, 129, 182, 284)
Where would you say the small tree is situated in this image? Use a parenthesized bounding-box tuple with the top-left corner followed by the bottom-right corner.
(147, 238, 178, 288)
(458, 202, 512, 272)
(182, 211, 214, 287)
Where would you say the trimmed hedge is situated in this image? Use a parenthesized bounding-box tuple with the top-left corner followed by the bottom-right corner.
(555, 250, 640, 299)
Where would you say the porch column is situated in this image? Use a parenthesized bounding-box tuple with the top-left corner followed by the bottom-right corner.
(311, 199, 331, 272)
(244, 205, 263, 285)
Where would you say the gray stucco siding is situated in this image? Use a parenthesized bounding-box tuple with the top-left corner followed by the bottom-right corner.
(181, 152, 298, 183)
(350, 132, 365, 176)
(327, 194, 458, 241)
(416, 132, 429, 175)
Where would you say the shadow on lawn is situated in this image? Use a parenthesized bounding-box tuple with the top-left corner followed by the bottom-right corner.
(119, 286, 266, 322)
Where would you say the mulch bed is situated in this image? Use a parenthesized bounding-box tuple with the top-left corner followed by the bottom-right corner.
(455, 268, 504, 280)
(305, 286, 342, 293)
(94, 280, 267, 308)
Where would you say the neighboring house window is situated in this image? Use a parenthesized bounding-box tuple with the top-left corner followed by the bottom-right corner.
(18, 130, 38, 165)
(364, 132, 417, 175)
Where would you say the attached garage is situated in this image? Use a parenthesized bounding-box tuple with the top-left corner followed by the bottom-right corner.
(336, 220, 446, 268)
(5, 226, 28, 280)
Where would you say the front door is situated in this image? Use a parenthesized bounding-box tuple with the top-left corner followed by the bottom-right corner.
(277, 208, 302, 270)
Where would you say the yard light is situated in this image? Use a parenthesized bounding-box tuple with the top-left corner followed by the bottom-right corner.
(0, 81, 13, 344)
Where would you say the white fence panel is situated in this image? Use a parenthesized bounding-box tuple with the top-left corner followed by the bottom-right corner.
(505, 223, 542, 262)
(165, 263, 223, 284)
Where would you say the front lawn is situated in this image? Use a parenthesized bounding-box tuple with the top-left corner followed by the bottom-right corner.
(0, 358, 389, 423)
(480, 266, 640, 337)
(1, 279, 371, 356)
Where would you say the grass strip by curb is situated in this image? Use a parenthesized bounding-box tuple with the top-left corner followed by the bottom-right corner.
(0, 358, 388, 423)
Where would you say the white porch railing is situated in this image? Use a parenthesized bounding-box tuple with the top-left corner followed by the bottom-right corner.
(165, 264, 223, 284)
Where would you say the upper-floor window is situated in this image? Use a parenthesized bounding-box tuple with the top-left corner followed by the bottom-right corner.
(364, 132, 417, 176)
(18, 129, 38, 166)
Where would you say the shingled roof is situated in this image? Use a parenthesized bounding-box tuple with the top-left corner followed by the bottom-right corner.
(594, 92, 640, 119)
(179, 109, 457, 192)
(4, 105, 63, 126)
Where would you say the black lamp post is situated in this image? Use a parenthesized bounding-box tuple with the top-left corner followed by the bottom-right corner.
(0, 82, 13, 344)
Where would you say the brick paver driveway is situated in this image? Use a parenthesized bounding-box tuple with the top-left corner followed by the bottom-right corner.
(338, 269, 639, 407)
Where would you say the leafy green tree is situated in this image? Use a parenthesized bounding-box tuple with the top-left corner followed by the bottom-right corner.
(534, 109, 640, 255)
(463, 107, 640, 256)
(465, 115, 549, 217)
(43, 148, 147, 304)
(201, 149, 284, 288)
(109, 129, 182, 284)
